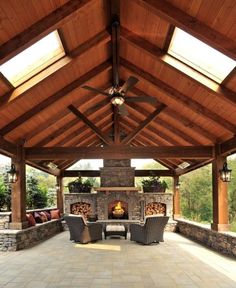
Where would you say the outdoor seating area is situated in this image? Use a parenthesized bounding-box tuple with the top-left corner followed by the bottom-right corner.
(0, 0, 236, 286)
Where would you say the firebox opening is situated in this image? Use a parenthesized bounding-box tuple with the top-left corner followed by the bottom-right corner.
(145, 202, 166, 216)
(108, 200, 128, 219)
(70, 202, 92, 219)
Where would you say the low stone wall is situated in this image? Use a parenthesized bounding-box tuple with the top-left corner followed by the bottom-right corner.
(176, 219, 236, 258)
(0, 219, 62, 251)
(0, 212, 11, 229)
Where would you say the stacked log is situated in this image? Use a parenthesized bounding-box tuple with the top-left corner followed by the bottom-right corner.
(145, 202, 166, 216)
(71, 202, 92, 219)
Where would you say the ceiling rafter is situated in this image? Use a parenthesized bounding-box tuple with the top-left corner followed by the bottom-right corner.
(0, 30, 110, 110)
(121, 27, 236, 107)
(121, 58, 236, 134)
(121, 104, 166, 145)
(136, 0, 236, 60)
(0, 61, 111, 135)
(131, 87, 218, 143)
(54, 113, 112, 147)
(68, 105, 112, 145)
(22, 84, 111, 144)
(0, 0, 94, 64)
(33, 99, 111, 147)
(126, 101, 203, 145)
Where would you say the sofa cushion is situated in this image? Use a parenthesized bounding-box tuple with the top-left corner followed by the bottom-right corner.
(50, 209, 61, 219)
(34, 212, 43, 223)
(26, 213, 36, 226)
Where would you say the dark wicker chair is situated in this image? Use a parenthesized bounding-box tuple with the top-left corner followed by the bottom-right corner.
(130, 215, 169, 245)
(64, 215, 103, 244)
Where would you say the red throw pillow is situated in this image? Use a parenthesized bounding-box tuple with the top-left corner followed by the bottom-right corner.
(26, 213, 36, 226)
(34, 211, 43, 223)
(39, 211, 48, 222)
(44, 210, 51, 221)
(50, 209, 61, 219)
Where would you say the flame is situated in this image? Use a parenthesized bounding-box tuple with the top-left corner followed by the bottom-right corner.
(112, 201, 124, 217)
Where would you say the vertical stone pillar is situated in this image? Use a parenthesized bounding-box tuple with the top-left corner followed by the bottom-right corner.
(173, 176, 181, 219)
(10, 146, 28, 230)
(211, 153, 230, 231)
(56, 175, 64, 214)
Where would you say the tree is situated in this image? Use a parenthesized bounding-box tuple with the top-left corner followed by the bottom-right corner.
(26, 176, 48, 209)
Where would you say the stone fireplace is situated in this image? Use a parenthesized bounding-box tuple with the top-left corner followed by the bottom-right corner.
(64, 159, 173, 221)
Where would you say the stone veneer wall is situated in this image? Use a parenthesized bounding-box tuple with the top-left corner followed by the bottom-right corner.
(0, 212, 11, 229)
(64, 192, 173, 221)
(100, 159, 135, 187)
(0, 219, 62, 251)
(176, 219, 236, 258)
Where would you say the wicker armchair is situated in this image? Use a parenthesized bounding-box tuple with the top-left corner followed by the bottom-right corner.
(64, 215, 103, 244)
(130, 215, 169, 245)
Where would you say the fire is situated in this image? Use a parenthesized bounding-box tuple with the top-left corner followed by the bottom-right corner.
(112, 201, 124, 218)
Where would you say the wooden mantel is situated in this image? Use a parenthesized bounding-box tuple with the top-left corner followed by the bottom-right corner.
(95, 187, 140, 192)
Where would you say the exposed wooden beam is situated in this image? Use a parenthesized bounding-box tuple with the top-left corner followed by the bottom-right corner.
(131, 86, 217, 143)
(25, 145, 214, 160)
(220, 136, 236, 156)
(0, 0, 94, 64)
(34, 99, 111, 147)
(121, 58, 236, 134)
(63, 169, 174, 177)
(68, 105, 112, 145)
(23, 84, 111, 143)
(175, 159, 212, 176)
(26, 161, 60, 176)
(121, 27, 236, 107)
(126, 100, 203, 145)
(113, 107, 121, 144)
(0, 31, 110, 110)
(137, 0, 236, 60)
(0, 136, 16, 156)
(0, 61, 111, 135)
(122, 104, 166, 144)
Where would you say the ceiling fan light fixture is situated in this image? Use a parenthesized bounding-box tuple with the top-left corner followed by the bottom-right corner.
(111, 96, 125, 106)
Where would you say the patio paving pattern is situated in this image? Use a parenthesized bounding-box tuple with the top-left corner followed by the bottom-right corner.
(0, 231, 236, 288)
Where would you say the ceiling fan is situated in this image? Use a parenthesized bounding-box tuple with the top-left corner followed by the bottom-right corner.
(82, 21, 157, 116)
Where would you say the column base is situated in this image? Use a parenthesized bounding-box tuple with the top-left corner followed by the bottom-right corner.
(173, 214, 181, 219)
(211, 223, 230, 232)
(10, 221, 29, 230)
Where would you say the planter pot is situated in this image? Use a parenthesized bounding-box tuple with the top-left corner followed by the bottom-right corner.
(143, 185, 166, 193)
(68, 184, 91, 193)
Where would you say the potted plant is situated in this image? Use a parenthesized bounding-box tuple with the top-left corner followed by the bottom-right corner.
(68, 175, 93, 193)
(141, 175, 168, 192)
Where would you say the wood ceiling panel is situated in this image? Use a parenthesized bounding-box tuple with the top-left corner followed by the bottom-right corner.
(61, 0, 110, 51)
(120, 0, 170, 49)
(0, 0, 69, 44)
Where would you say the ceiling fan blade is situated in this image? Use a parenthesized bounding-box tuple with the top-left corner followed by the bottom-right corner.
(82, 85, 110, 97)
(118, 104, 129, 116)
(120, 76, 139, 93)
(126, 95, 158, 104)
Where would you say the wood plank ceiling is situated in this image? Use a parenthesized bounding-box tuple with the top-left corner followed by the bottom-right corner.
(0, 0, 235, 175)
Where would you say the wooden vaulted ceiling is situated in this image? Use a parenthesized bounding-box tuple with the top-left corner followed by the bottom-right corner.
(0, 0, 236, 176)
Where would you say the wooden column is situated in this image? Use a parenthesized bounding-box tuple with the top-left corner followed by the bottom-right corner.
(173, 176, 181, 219)
(211, 154, 230, 231)
(56, 175, 64, 214)
(10, 146, 28, 230)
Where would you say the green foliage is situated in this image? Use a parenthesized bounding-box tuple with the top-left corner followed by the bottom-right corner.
(68, 175, 93, 193)
(26, 176, 48, 209)
(180, 164, 212, 223)
(0, 173, 11, 211)
(141, 174, 168, 192)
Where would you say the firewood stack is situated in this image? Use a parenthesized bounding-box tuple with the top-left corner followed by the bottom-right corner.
(71, 202, 92, 219)
(145, 202, 166, 216)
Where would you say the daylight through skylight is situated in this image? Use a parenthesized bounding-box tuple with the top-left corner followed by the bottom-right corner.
(168, 28, 235, 83)
(0, 30, 65, 87)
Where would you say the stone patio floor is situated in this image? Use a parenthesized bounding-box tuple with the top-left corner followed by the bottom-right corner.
(0, 231, 236, 288)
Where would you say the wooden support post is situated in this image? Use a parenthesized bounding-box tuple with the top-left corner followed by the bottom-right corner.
(211, 154, 230, 231)
(56, 175, 64, 214)
(10, 146, 28, 230)
(173, 176, 181, 219)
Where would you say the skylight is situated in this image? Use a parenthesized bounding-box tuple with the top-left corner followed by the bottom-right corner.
(0, 30, 65, 87)
(168, 28, 236, 83)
